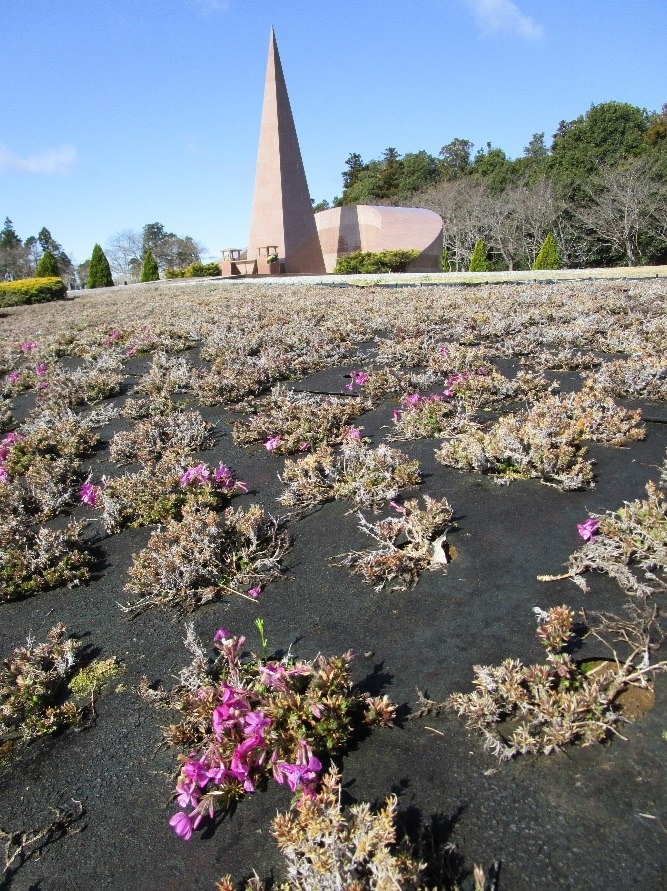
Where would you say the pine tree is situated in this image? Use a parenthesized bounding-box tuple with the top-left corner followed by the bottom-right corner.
(441, 247, 451, 272)
(140, 248, 159, 282)
(87, 244, 114, 288)
(469, 239, 489, 272)
(533, 233, 561, 270)
(36, 249, 60, 277)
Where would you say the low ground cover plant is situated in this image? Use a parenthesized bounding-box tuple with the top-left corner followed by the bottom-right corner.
(0, 625, 81, 744)
(216, 766, 432, 891)
(336, 496, 453, 591)
(91, 455, 246, 533)
(279, 438, 421, 514)
(0, 483, 90, 601)
(123, 502, 289, 614)
(419, 604, 667, 761)
(540, 480, 667, 597)
(108, 410, 215, 465)
(233, 386, 373, 455)
(140, 625, 395, 840)
(587, 356, 667, 401)
(435, 385, 644, 490)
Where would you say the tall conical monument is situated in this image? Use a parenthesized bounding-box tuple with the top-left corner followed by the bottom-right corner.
(247, 29, 325, 274)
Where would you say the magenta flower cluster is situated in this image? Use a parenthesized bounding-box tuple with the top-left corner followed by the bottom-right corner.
(577, 517, 600, 541)
(169, 630, 322, 841)
(0, 431, 23, 483)
(178, 462, 248, 494)
(345, 370, 369, 391)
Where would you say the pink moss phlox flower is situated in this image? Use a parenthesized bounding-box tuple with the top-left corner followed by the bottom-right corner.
(175, 776, 202, 810)
(179, 464, 210, 487)
(243, 710, 271, 737)
(403, 392, 421, 408)
(35, 362, 48, 376)
(169, 810, 202, 841)
(214, 633, 246, 667)
(20, 341, 37, 352)
(213, 462, 247, 493)
(346, 370, 369, 391)
(259, 662, 290, 691)
(0, 467, 8, 483)
(79, 481, 99, 507)
(182, 757, 210, 788)
(104, 328, 121, 346)
(477, 367, 489, 376)
(389, 501, 407, 514)
(392, 409, 402, 421)
(213, 628, 231, 643)
(246, 585, 262, 599)
(310, 702, 323, 719)
(298, 441, 311, 452)
(125, 344, 139, 357)
(439, 344, 449, 357)
(212, 463, 233, 489)
(1, 431, 22, 451)
(577, 518, 600, 541)
(212, 684, 251, 737)
(443, 388, 453, 398)
(5, 371, 20, 385)
(273, 741, 322, 793)
(342, 425, 362, 442)
(265, 435, 282, 451)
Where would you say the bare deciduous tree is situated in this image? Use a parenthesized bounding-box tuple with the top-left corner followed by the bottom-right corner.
(104, 229, 144, 280)
(575, 159, 667, 265)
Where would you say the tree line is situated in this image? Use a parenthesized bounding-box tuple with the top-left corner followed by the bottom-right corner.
(0, 220, 205, 286)
(317, 100, 667, 269)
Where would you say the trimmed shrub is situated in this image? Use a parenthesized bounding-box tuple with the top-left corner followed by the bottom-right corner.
(441, 247, 451, 272)
(469, 239, 489, 272)
(0, 277, 67, 307)
(533, 233, 561, 270)
(164, 261, 221, 279)
(140, 248, 160, 283)
(36, 250, 60, 278)
(87, 244, 114, 288)
(334, 249, 420, 274)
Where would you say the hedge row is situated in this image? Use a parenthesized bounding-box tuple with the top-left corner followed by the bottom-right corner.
(0, 277, 67, 308)
(334, 250, 420, 274)
(164, 261, 221, 279)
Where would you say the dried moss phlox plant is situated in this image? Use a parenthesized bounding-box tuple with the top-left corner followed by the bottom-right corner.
(0, 625, 81, 743)
(336, 496, 453, 591)
(436, 385, 644, 490)
(216, 765, 459, 891)
(123, 502, 289, 613)
(540, 481, 667, 598)
(425, 605, 666, 760)
(233, 385, 372, 454)
(0, 484, 90, 602)
(139, 625, 394, 841)
(279, 436, 421, 515)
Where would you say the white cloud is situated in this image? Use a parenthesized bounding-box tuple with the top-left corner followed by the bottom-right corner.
(464, 0, 543, 40)
(0, 144, 78, 175)
(193, 0, 230, 14)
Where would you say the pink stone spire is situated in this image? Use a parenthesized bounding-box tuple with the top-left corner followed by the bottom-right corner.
(247, 28, 325, 274)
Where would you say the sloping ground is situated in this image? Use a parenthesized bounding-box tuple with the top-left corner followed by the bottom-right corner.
(0, 277, 666, 890)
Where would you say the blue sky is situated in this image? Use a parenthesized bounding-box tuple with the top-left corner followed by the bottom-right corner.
(2, 0, 666, 265)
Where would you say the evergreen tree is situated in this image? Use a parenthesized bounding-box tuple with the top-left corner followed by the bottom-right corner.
(441, 247, 451, 272)
(533, 233, 561, 270)
(469, 239, 489, 272)
(140, 248, 159, 282)
(87, 244, 114, 288)
(36, 249, 59, 277)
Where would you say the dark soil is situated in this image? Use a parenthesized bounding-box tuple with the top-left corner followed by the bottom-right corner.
(1, 287, 666, 891)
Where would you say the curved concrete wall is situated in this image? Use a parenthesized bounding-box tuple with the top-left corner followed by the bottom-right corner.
(315, 205, 443, 273)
